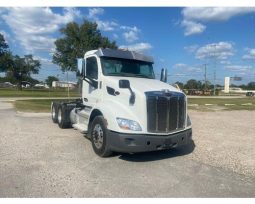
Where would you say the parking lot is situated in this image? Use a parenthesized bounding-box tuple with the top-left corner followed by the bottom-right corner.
(0, 100, 255, 197)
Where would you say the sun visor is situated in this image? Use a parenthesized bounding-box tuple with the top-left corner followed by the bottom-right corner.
(96, 48, 154, 63)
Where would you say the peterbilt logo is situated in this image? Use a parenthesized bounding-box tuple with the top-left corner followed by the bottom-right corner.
(161, 89, 172, 96)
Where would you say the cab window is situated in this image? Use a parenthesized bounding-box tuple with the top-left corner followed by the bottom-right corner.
(86, 57, 98, 80)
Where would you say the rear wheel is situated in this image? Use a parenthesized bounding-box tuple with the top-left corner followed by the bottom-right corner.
(51, 102, 58, 123)
(91, 116, 112, 157)
(57, 104, 71, 129)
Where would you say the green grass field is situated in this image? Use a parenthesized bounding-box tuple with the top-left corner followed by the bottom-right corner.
(14, 99, 73, 112)
(0, 88, 79, 97)
(188, 98, 255, 111)
(13, 97, 255, 113)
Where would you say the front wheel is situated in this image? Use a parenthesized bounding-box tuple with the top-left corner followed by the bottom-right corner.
(91, 116, 112, 157)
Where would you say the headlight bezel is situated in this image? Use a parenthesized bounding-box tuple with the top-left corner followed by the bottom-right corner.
(116, 117, 142, 131)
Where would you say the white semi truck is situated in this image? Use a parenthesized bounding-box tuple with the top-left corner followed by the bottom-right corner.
(51, 48, 192, 157)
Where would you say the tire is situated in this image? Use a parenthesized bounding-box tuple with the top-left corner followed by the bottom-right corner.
(57, 104, 71, 129)
(51, 102, 58, 123)
(91, 116, 112, 157)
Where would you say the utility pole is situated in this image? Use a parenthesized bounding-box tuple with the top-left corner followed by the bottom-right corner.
(213, 44, 217, 95)
(204, 64, 207, 92)
(213, 70, 216, 95)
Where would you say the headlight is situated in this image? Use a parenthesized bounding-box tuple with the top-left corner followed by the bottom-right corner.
(116, 118, 142, 131)
(187, 115, 192, 127)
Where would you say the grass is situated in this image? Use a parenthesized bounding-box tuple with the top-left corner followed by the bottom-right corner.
(13, 97, 255, 113)
(14, 99, 72, 112)
(0, 88, 79, 98)
(188, 98, 255, 111)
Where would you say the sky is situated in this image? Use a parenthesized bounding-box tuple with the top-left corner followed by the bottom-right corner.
(0, 7, 255, 85)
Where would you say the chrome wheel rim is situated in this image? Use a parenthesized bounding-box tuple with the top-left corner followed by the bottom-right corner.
(92, 124, 104, 149)
(52, 106, 55, 118)
(58, 109, 62, 123)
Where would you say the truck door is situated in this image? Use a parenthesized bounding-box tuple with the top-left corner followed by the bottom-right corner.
(82, 56, 101, 108)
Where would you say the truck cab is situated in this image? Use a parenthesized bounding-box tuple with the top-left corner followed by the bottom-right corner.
(51, 48, 192, 157)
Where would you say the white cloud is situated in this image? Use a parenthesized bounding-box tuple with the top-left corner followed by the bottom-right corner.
(224, 65, 255, 76)
(120, 26, 139, 32)
(220, 60, 231, 65)
(183, 7, 255, 22)
(96, 20, 118, 31)
(173, 63, 187, 69)
(87, 8, 143, 45)
(196, 42, 234, 60)
(181, 7, 255, 36)
(0, 30, 11, 43)
(173, 63, 202, 73)
(184, 45, 198, 53)
(123, 30, 139, 43)
(1, 7, 80, 53)
(34, 56, 53, 65)
(224, 65, 252, 72)
(88, 8, 104, 19)
(88, 8, 118, 32)
(119, 42, 152, 53)
(242, 48, 255, 60)
(174, 73, 186, 77)
(121, 26, 140, 43)
(181, 20, 206, 36)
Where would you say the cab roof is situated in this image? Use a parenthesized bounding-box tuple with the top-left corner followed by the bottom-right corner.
(84, 48, 154, 63)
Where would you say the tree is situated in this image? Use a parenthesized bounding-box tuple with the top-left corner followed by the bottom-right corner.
(45, 76, 59, 87)
(184, 79, 202, 89)
(0, 33, 10, 72)
(247, 82, 255, 90)
(0, 33, 8, 55)
(53, 20, 117, 72)
(6, 55, 41, 89)
(174, 81, 184, 90)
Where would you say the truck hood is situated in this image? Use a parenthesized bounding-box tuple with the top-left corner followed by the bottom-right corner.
(105, 76, 181, 94)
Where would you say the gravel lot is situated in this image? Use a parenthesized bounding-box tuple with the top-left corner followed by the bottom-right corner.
(0, 101, 255, 197)
(188, 110, 255, 177)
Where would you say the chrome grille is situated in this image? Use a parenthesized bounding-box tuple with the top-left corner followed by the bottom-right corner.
(146, 91, 186, 133)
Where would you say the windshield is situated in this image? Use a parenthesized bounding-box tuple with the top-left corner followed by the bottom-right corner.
(101, 57, 155, 79)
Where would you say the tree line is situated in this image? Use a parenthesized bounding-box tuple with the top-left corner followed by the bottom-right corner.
(0, 34, 41, 89)
(175, 79, 255, 90)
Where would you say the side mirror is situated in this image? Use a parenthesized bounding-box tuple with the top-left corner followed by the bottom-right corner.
(160, 68, 168, 83)
(77, 58, 85, 78)
(119, 80, 135, 105)
(119, 79, 130, 89)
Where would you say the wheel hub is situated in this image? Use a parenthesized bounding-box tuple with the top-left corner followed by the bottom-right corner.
(52, 106, 55, 118)
(58, 109, 62, 123)
(93, 124, 104, 149)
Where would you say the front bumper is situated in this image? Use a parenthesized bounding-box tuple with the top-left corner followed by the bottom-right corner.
(107, 128, 192, 153)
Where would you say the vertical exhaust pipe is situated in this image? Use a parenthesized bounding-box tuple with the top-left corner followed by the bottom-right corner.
(160, 68, 168, 83)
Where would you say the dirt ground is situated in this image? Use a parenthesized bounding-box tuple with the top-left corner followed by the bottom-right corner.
(188, 110, 255, 177)
(0, 101, 255, 197)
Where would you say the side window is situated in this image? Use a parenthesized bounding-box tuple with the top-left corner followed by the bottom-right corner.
(86, 57, 98, 80)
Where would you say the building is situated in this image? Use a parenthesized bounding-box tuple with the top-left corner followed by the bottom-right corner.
(52, 81, 77, 89)
(223, 76, 255, 94)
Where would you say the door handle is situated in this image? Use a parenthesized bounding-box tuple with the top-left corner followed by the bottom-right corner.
(83, 98, 88, 102)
